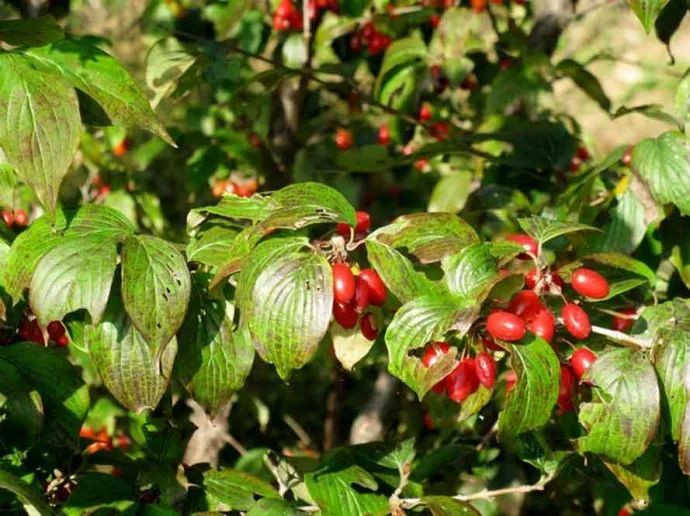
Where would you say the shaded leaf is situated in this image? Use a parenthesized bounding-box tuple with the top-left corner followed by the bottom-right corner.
(555, 59, 611, 111)
(203, 468, 279, 511)
(604, 441, 662, 504)
(63, 473, 137, 516)
(145, 37, 197, 108)
(0, 16, 63, 46)
(422, 496, 479, 515)
(0, 469, 52, 516)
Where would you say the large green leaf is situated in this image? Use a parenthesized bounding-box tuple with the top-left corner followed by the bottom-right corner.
(63, 473, 137, 516)
(186, 221, 239, 268)
(0, 469, 52, 516)
(0, 16, 64, 46)
(265, 181, 357, 228)
(121, 235, 191, 358)
(0, 359, 43, 438)
(385, 295, 465, 398)
(518, 216, 599, 245)
(594, 188, 648, 254)
(243, 245, 332, 380)
(29, 233, 118, 326)
(203, 469, 279, 511)
(653, 328, 690, 442)
(604, 440, 662, 504)
(63, 204, 134, 241)
(577, 348, 660, 465)
(0, 343, 89, 440)
(633, 131, 690, 215)
(371, 213, 479, 264)
(0, 52, 81, 218)
(628, 0, 671, 33)
(442, 243, 500, 299)
(374, 37, 426, 96)
(25, 38, 174, 145)
(498, 336, 560, 437)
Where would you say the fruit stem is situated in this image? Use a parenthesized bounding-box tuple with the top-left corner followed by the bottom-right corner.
(556, 318, 652, 349)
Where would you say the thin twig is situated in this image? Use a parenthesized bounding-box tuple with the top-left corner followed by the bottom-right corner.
(223, 434, 248, 456)
(557, 317, 652, 349)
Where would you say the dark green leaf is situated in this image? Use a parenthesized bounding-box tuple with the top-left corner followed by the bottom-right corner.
(594, 189, 648, 254)
(655, 0, 687, 46)
(0, 468, 52, 516)
(578, 348, 660, 465)
(498, 336, 560, 437)
(555, 59, 611, 111)
(63, 473, 137, 516)
(203, 468, 279, 511)
(442, 243, 500, 299)
(334, 145, 393, 172)
(613, 104, 680, 127)
(0, 16, 64, 46)
(422, 496, 479, 515)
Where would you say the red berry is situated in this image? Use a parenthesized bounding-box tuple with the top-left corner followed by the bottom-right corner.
(430, 121, 450, 141)
(482, 334, 504, 351)
(333, 302, 357, 329)
(571, 268, 610, 299)
(576, 146, 590, 161)
(353, 276, 370, 313)
(13, 209, 28, 227)
(332, 262, 355, 304)
(557, 365, 576, 411)
(419, 103, 433, 122)
(273, 15, 291, 31)
(527, 308, 555, 342)
(460, 74, 478, 91)
(55, 334, 69, 347)
(349, 34, 362, 52)
(612, 307, 637, 332)
(568, 157, 582, 173)
(335, 128, 354, 150)
(486, 311, 526, 342)
(2, 209, 14, 228)
(525, 268, 539, 289)
(275, 0, 293, 18)
(506, 233, 538, 258)
(361, 21, 375, 40)
(112, 138, 130, 157)
(336, 210, 370, 238)
(377, 124, 391, 146)
(570, 348, 597, 380)
(474, 352, 496, 388)
(47, 321, 65, 340)
(446, 358, 479, 402)
(360, 313, 378, 340)
(429, 13, 440, 27)
(414, 158, 428, 171)
(423, 412, 435, 430)
(508, 290, 542, 318)
(618, 508, 631, 516)
(562, 303, 591, 340)
(422, 342, 451, 394)
(505, 370, 517, 393)
(358, 268, 387, 306)
(18, 318, 43, 344)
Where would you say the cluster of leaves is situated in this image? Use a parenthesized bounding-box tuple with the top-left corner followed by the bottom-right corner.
(0, 0, 689, 514)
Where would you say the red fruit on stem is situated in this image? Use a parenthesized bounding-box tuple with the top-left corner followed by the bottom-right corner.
(506, 233, 538, 258)
(568, 157, 582, 173)
(557, 365, 576, 411)
(460, 74, 478, 91)
(508, 290, 542, 318)
(474, 352, 496, 388)
(360, 313, 378, 340)
(335, 128, 354, 150)
(47, 321, 65, 340)
(336, 210, 371, 238)
(358, 268, 387, 305)
(2, 209, 14, 228)
(55, 334, 69, 347)
(525, 268, 539, 289)
(13, 209, 28, 227)
(414, 158, 428, 171)
(332, 262, 355, 304)
(612, 307, 637, 332)
(571, 268, 610, 299)
(18, 318, 43, 344)
(486, 311, 526, 342)
(377, 124, 391, 146)
(333, 302, 357, 329)
(353, 276, 370, 313)
(361, 21, 375, 40)
(570, 348, 597, 380)
(482, 334, 504, 351)
(527, 308, 556, 342)
(562, 303, 591, 340)
(419, 103, 433, 122)
(446, 358, 479, 402)
(422, 341, 451, 394)
(113, 138, 130, 157)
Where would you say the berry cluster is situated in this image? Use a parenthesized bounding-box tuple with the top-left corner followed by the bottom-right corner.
(350, 21, 392, 55)
(211, 176, 258, 198)
(1, 208, 28, 229)
(330, 211, 387, 341)
(17, 315, 68, 347)
(79, 425, 131, 455)
(273, 0, 303, 31)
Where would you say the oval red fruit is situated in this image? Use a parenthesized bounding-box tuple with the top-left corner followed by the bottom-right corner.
(557, 365, 576, 412)
(377, 124, 391, 146)
(332, 262, 355, 304)
(47, 320, 65, 340)
(336, 210, 371, 237)
(508, 290, 542, 319)
(487, 311, 526, 342)
(358, 268, 386, 306)
(612, 307, 637, 332)
(13, 209, 28, 227)
(506, 234, 538, 258)
(474, 352, 496, 388)
(562, 303, 591, 340)
(482, 334, 504, 351)
(571, 268, 610, 299)
(570, 348, 596, 379)
(360, 313, 378, 340)
(333, 302, 357, 329)
(422, 342, 451, 394)
(419, 103, 432, 122)
(527, 308, 555, 342)
(446, 358, 479, 402)
(525, 268, 539, 289)
(335, 128, 354, 150)
(353, 276, 370, 313)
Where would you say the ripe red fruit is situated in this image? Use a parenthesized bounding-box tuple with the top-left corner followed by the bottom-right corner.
(2, 209, 14, 228)
(430, 121, 450, 141)
(377, 124, 391, 146)
(47, 321, 65, 341)
(335, 128, 354, 150)
(558, 365, 576, 411)
(353, 277, 370, 313)
(505, 370, 517, 393)
(474, 352, 496, 388)
(612, 307, 637, 332)
(13, 209, 28, 227)
(527, 308, 555, 342)
(112, 138, 130, 157)
(422, 341, 451, 394)
(571, 268, 610, 299)
(430, 13, 440, 27)
(333, 302, 357, 329)
(562, 303, 591, 340)
(576, 146, 590, 161)
(446, 358, 479, 402)
(360, 313, 378, 340)
(460, 74, 478, 91)
(18, 318, 44, 344)
(525, 268, 539, 289)
(487, 311, 526, 342)
(336, 210, 371, 238)
(570, 348, 597, 380)
(506, 233, 538, 258)
(423, 412, 435, 431)
(419, 103, 433, 122)
(361, 21, 375, 40)
(332, 262, 355, 304)
(508, 290, 542, 318)
(482, 334, 504, 351)
(358, 268, 387, 306)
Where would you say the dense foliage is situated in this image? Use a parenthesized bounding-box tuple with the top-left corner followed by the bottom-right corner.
(0, 0, 689, 514)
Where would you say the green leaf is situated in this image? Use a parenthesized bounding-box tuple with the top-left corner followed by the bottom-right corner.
(203, 468, 279, 511)
(25, 38, 174, 146)
(63, 473, 137, 516)
(0, 343, 89, 439)
(374, 37, 427, 96)
(246, 498, 301, 515)
(0, 16, 64, 46)
(145, 37, 197, 108)
(191, 195, 273, 225)
(518, 216, 599, 245)
(267, 182, 357, 228)
(86, 296, 177, 413)
(0, 358, 44, 438)
(676, 70, 690, 126)
(243, 245, 332, 380)
(577, 348, 660, 465)
(177, 280, 254, 416)
(633, 131, 690, 215)
(0, 468, 52, 516)
(442, 243, 502, 299)
(428, 171, 474, 214)
(627, 0, 671, 33)
(372, 213, 479, 264)
(604, 441, 662, 504)
(3, 210, 68, 300)
(334, 145, 393, 172)
(655, 0, 687, 46)
(186, 221, 239, 268)
(29, 233, 118, 326)
(498, 336, 560, 437)
(331, 322, 377, 371)
(63, 204, 135, 240)
(365, 240, 437, 304)
(0, 52, 81, 218)
(612, 104, 681, 127)
(422, 496, 479, 515)
(385, 295, 464, 398)
(121, 235, 191, 358)
(594, 188, 648, 254)
(282, 33, 308, 69)
(555, 59, 611, 112)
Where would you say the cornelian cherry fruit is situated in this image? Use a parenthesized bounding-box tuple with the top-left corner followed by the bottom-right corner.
(487, 311, 526, 342)
(335, 128, 354, 150)
(527, 308, 555, 342)
(571, 268, 610, 299)
(506, 233, 538, 258)
(419, 103, 433, 122)
(358, 268, 387, 305)
(558, 365, 576, 412)
(377, 124, 391, 146)
(352, 276, 370, 313)
(422, 342, 451, 394)
(360, 313, 378, 340)
(505, 370, 517, 393)
(332, 263, 355, 304)
(570, 348, 596, 379)
(612, 307, 637, 332)
(446, 358, 479, 402)
(508, 290, 542, 319)
(336, 210, 371, 237)
(562, 303, 591, 340)
(474, 352, 496, 388)
(333, 302, 357, 329)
